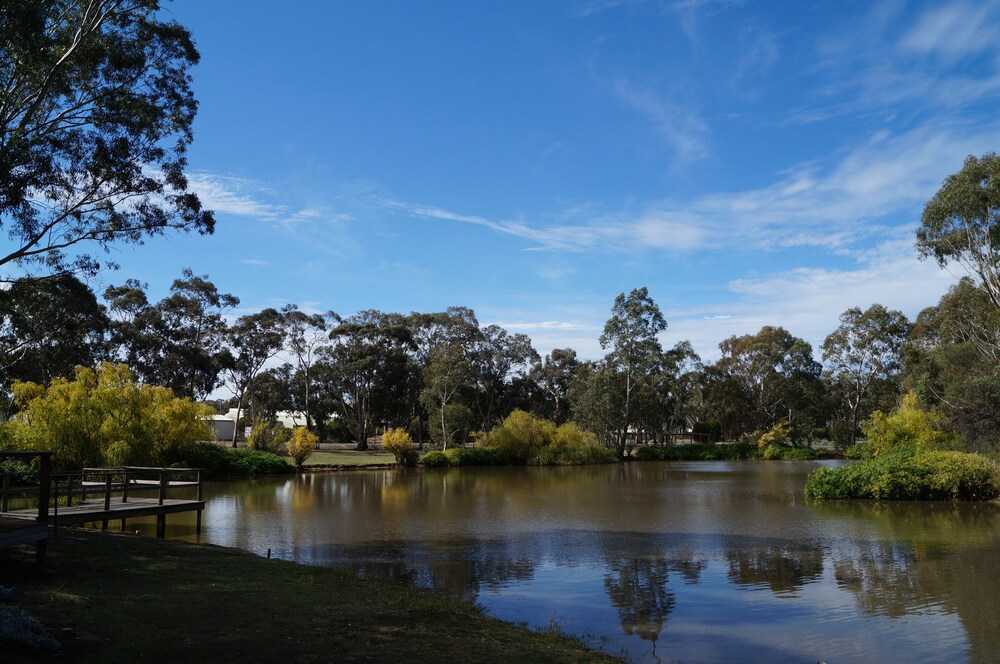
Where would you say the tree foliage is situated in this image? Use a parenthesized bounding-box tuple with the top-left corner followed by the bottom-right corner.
(5, 362, 212, 469)
(917, 153, 1000, 309)
(381, 426, 414, 464)
(712, 326, 821, 436)
(324, 310, 414, 450)
(285, 426, 317, 469)
(862, 392, 958, 457)
(0, 275, 108, 393)
(0, 0, 214, 277)
(595, 287, 666, 458)
(822, 304, 909, 444)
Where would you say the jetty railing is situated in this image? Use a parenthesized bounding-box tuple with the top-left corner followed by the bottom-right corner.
(0, 451, 52, 566)
(2, 465, 203, 538)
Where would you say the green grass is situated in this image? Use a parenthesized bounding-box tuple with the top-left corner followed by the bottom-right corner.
(303, 450, 397, 467)
(1, 530, 618, 663)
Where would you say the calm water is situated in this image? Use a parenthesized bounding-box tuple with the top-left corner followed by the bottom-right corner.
(142, 461, 1000, 663)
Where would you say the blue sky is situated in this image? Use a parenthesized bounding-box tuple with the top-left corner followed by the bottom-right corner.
(101, 0, 1000, 361)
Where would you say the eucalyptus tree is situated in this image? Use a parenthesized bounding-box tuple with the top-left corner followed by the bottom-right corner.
(657, 341, 704, 436)
(0, 0, 214, 278)
(569, 360, 627, 450)
(595, 287, 667, 457)
(406, 307, 480, 445)
(280, 305, 333, 432)
(532, 348, 579, 424)
(420, 343, 472, 450)
(468, 324, 539, 434)
(323, 310, 415, 450)
(822, 304, 910, 445)
(0, 275, 109, 395)
(104, 269, 237, 400)
(714, 326, 821, 435)
(917, 153, 1000, 310)
(220, 308, 285, 445)
(904, 279, 1000, 451)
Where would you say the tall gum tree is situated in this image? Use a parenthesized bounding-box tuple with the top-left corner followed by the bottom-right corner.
(822, 304, 910, 445)
(598, 287, 667, 458)
(0, 0, 214, 278)
(917, 153, 1000, 309)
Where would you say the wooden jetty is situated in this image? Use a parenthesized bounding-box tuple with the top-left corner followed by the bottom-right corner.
(0, 451, 51, 566)
(1, 465, 204, 540)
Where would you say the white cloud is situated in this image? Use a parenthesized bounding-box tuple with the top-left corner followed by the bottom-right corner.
(610, 78, 711, 163)
(898, 1, 1000, 61)
(666, 245, 956, 361)
(390, 121, 1000, 259)
(186, 172, 286, 220)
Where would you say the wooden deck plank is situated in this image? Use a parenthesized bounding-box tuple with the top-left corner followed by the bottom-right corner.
(3, 498, 204, 526)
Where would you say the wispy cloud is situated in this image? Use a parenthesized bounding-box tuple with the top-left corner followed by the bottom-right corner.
(797, 0, 1000, 123)
(186, 172, 287, 220)
(186, 172, 350, 226)
(898, 1, 1000, 61)
(387, 120, 1000, 258)
(610, 79, 711, 163)
(666, 243, 956, 361)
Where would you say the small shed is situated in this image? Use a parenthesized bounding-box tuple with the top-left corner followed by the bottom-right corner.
(207, 414, 236, 441)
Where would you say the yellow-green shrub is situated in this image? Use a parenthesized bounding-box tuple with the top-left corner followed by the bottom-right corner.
(863, 392, 958, 456)
(382, 427, 414, 464)
(9, 363, 213, 469)
(285, 427, 317, 468)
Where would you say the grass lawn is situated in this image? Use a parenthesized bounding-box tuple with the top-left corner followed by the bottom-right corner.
(1, 530, 618, 663)
(303, 450, 396, 467)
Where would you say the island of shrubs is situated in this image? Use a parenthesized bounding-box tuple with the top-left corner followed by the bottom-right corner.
(805, 394, 1000, 501)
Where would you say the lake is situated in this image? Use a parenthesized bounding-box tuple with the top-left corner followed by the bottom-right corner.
(150, 460, 1000, 663)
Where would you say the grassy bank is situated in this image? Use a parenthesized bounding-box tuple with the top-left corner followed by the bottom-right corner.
(303, 449, 397, 468)
(1, 530, 617, 663)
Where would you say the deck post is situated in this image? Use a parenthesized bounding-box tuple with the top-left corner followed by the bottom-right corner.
(195, 469, 203, 535)
(122, 467, 129, 503)
(158, 469, 167, 505)
(102, 473, 112, 531)
(1, 472, 9, 512)
(36, 453, 51, 564)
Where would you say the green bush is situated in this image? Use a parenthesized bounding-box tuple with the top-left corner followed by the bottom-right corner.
(774, 446, 817, 460)
(863, 392, 958, 455)
(246, 419, 292, 454)
(175, 443, 294, 479)
(443, 446, 503, 466)
(636, 442, 762, 461)
(420, 450, 449, 467)
(529, 444, 618, 465)
(805, 449, 999, 501)
(0, 458, 38, 485)
(844, 440, 876, 459)
(7, 363, 213, 470)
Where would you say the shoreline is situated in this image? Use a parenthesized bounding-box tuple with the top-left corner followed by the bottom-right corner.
(2, 529, 620, 663)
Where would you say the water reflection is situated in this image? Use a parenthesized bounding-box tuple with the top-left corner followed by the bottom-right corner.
(154, 462, 1000, 663)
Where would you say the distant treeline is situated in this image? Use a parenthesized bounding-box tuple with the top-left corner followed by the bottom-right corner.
(1, 270, 998, 458)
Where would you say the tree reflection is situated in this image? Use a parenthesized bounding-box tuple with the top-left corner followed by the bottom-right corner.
(725, 542, 824, 596)
(604, 556, 676, 643)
